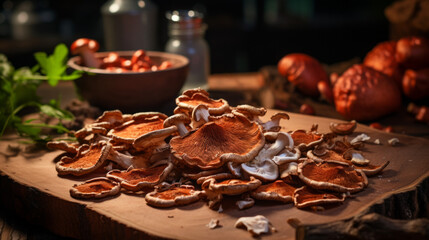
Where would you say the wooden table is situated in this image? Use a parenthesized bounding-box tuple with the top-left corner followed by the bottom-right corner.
(1, 72, 429, 239)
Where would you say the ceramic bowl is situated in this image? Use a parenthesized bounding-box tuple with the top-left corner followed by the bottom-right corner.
(67, 51, 189, 112)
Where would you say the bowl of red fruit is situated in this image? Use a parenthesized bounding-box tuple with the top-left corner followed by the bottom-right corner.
(67, 38, 189, 112)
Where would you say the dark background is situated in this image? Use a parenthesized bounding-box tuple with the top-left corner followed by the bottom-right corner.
(0, 0, 397, 73)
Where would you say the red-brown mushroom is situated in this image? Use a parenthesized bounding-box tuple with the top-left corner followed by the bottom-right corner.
(56, 141, 111, 176)
(293, 186, 347, 209)
(363, 41, 403, 86)
(396, 36, 429, 69)
(251, 180, 298, 203)
(402, 68, 429, 101)
(169, 114, 265, 170)
(70, 177, 121, 199)
(106, 161, 173, 191)
(277, 53, 329, 97)
(297, 159, 368, 193)
(70, 38, 101, 68)
(333, 64, 402, 121)
(145, 185, 202, 208)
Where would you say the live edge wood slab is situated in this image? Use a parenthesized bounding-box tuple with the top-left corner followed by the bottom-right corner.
(1, 110, 429, 240)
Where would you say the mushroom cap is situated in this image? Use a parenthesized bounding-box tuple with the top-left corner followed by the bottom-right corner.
(333, 64, 402, 121)
(290, 129, 324, 151)
(108, 113, 168, 144)
(235, 104, 267, 117)
(70, 177, 121, 199)
(169, 114, 265, 170)
(94, 110, 124, 126)
(56, 141, 111, 176)
(176, 91, 230, 115)
(251, 180, 297, 203)
(145, 185, 202, 208)
(293, 186, 347, 209)
(182, 88, 210, 98)
(202, 176, 262, 195)
(298, 159, 368, 193)
(106, 161, 173, 191)
(70, 38, 100, 55)
(163, 113, 191, 128)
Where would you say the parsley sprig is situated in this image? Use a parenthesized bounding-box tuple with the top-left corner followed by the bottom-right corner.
(0, 43, 82, 144)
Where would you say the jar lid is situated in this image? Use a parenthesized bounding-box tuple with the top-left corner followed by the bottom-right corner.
(166, 10, 203, 29)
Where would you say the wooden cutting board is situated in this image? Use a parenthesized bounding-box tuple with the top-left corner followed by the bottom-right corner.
(1, 110, 428, 240)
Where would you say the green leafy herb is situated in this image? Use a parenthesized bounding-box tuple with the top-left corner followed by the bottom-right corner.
(0, 43, 82, 145)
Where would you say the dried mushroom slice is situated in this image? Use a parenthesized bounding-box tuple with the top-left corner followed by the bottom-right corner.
(70, 177, 120, 199)
(307, 149, 348, 164)
(291, 129, 324, 151)
(251, 180, 297, 203)
(145, 185, 201, 208)
(47, 140, 79, 154)
(106, 161, 173, 191)
(298, 160, 368, 193)
(202, 176, 262, 195)
(94, 110, 124, 127)
(233, 104, 267, 123)
(329, 120, 357, 135)
(108, 112, 168, 144)
(293, 186, 347, 209)
(176, 90, 230, 115)
(353, 161, 390, 177)
(56, 141, 111, 176)
(170, 114, 265, 170)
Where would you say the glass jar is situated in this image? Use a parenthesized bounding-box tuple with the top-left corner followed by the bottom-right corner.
(165, 10, 210, 90)
(101, 0, 158, 51)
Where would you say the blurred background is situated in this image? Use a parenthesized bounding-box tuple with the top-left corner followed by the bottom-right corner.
(1, 0, 423, 74)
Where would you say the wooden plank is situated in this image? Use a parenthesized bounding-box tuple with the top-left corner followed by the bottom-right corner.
(1, 110, 429, 239)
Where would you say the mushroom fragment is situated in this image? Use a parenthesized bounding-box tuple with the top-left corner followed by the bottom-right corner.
(56, 141, 111, 176)
(298, 160, 368, 193)
(47, 141, 79, 154)
(329, 120, 357, 135)
(70, 177, 120, 199)
(106, 161, 173, 191)
(169, 114, 265, 170)
(235, 215, 274, 236)
(145, 185, 202, 208)
(261, 112, 290, 132)
(206, 219, 221, 229)
(350, 133, 370, 145)
(293, 186, 347, 209)
(251, 180, 297, 203)
(236, 197, 255, 210)
(202, 177, 262, 196)
(272, 147, 301, 165)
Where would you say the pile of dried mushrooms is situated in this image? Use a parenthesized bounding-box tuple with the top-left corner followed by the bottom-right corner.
(49, 88, 390, 212)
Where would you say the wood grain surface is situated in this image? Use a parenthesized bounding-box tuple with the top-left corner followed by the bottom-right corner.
(1, 110, 429, 240)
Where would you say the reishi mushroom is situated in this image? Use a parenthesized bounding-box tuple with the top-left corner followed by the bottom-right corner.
(169, 114, 265, 170)
(70, 177, 121, 199)
(333, 64, 402, 121)
(70, 38, 102, 68)
(145, 185, 202, 208)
